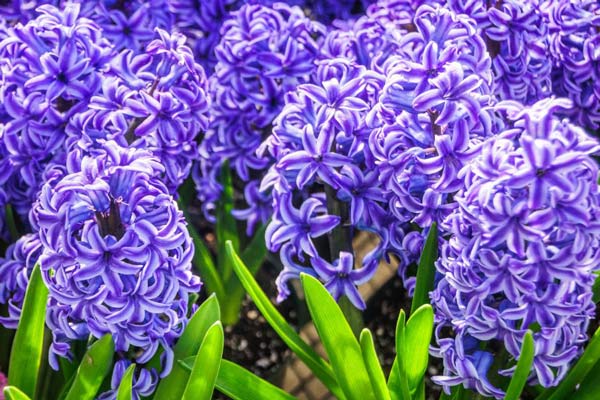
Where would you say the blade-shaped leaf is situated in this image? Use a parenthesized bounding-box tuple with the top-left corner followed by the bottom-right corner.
(388, 310, 410, 400)
(537, 326, 600, 400)
(8, 263, 48, 398)
(593, 273, 600, 304)
(179, 200, 225, 300)
(3, 386, 31, 400)
(217, 163, 239, 282)
(359, 329, 391, 400)
(222, 224, 268, 325)
(153, 294, 221, 400)
(572, 359, 600, 400)
(505, 331, 535, 400)
(182, 321, 224, 400)
(225, 242, 343, 399)
(64, 334, 114, 400)
(405, 305, 434, 391)
(411, 224, 438, 314)
(116, 364, 136, 400)
(301, 274, 376, 400)
(216, 360, 297, 400)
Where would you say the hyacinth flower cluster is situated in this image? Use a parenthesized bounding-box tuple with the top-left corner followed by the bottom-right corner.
(260, 58, 388, 310)
(430, 98, 600, 397)
(366, 4, 495, 291)
(69, 27, 210, 194)
(33, 142, 201, 387)
(0, 3, 113, 231)
(542, 0, 600, 131)
(194, 2, 324, 233)
(436, 0, 552, 104)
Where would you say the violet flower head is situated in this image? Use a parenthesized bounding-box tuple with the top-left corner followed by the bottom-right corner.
(34, 141, 201, 373)
(73, 28, 210, 194)
(262, 58, 388, 308)
(194, 2, 324, 231)
(444, 0, 552, 104)
(0, 233, 42, 329)
(541, 0, 600, 130)
(0, 3, 114, 223)
(431, 98, 600, 397)
(368, 4, 495, 291)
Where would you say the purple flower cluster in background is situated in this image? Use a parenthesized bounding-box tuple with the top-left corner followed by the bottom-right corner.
(431, 99, 600, 397)
(193, 2, 324, 230)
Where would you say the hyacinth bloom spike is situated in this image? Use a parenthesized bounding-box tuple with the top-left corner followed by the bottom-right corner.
(34, 141, 200, 385)
(431, 99, 600, 398)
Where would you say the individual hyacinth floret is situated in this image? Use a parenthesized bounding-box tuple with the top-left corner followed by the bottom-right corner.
(431, 98, 600, 398)
(0, 233, 42, 329)
(194, 1, 324, 230)
(34, 141, 201, 373)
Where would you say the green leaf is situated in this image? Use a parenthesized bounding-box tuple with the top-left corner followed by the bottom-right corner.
(301, 274, 376, 400)
(221, 224, 268, 326)
(182, 322, 224, 400)
(116, 364, 136, 400)
(153, 294, 221, 400)
(8, 263, 48, 398)
(572, 359, 600, 400)
(3, 386, 32, 400)
(505, 331, 535, 400)
(215, 360, 297, 400)
(593, 273, 600, 304)
(64, 334, 114, 400)
(179, 200, 225, 301)
(225, 242, 343, 399)
(411, 224, 438, 314)
(537, 325, 600, 400)
(388, 310, 411, 400)
(359, 329, 391, 400)
(216, 163, 239, 282)
(404, 305, 434, 391)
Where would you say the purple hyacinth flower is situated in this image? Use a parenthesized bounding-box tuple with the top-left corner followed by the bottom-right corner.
(34, 141, 201, 373)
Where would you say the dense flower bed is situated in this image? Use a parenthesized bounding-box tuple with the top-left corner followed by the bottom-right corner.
(1, 1, 600, 399)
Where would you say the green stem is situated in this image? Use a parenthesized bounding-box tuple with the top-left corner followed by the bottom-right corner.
(5, 205, 19, 242)
(324, 185, 364, 336)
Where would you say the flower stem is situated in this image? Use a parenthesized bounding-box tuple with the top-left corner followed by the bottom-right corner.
(324, 185, 364, 337)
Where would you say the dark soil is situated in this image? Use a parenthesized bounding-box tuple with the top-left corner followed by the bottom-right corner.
(211, 264, 299, 400)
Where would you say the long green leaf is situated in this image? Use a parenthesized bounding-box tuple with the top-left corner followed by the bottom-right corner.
(221, 224, 268, 325)
(64, 334, 114, 400)
(3, 386, 31, 400)
(593, 273, 600, 303)
(216, 360, 297, 400)
(360, 329, 391, 400)
(388, 310, 411, 400)
(182, 322, 224, 400)
(301, 274, 376, 400)
(179, 200, 225, 300)
(116, 364, 136, 400)
(404, 305, 434, 391)
(217, 164, 239, 282)
(505, 331, 535, 400)
(411, 224, 438, 314)
(537, 325, 600, 400)
(225, 242, 343, 399)
(572, 359, 600, 399)
(8, 263, 48, 398)
(153, 294, 221, 400)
